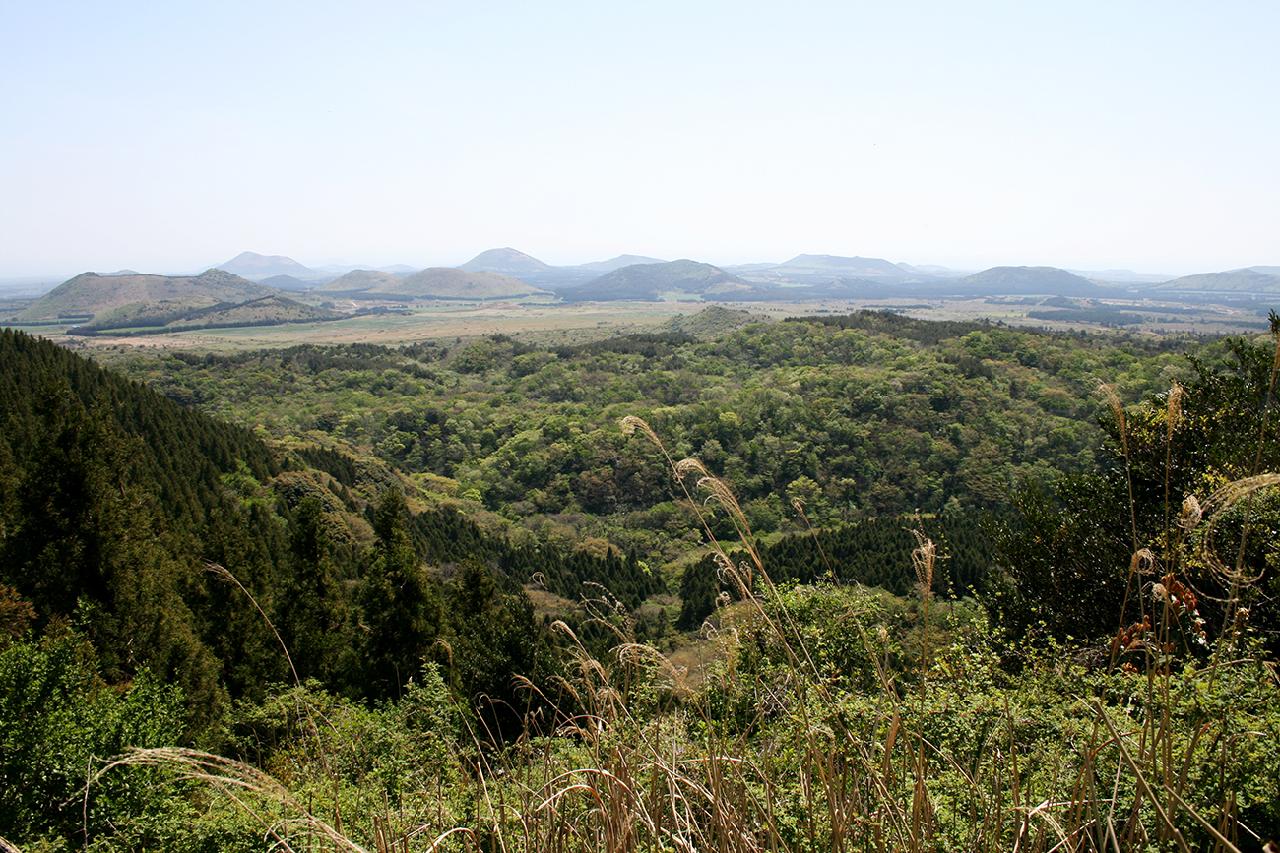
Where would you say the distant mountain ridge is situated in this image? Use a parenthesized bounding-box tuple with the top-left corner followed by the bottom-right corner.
(577, 255, 667, 273)
(1155, 267, 1280, 293)
(77, 294, 342, 334)
(18, 269, 277, 321)
(1069, 268, 1171, 284)
(770, 254, 910, 279)
(322, 267, 547, 300)
(319, 269, 403, 294)
(960, 266, 1102, 295)
(896, 263, 970, 278)
(459, 247, 553, 276)
(21, 252, 1279, 308)
(258, 274, 314, 291)
(218, 251, 318, 281)
(214, 252, 427, 283)
(569, 260, 750, 301)
(398, 268, 550, 299)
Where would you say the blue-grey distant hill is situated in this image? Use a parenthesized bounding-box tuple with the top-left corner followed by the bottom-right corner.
(218, 251, 319, 281)
(896, 263, 970, 278)
(322, 267, 548, 300)
(577, 254, 667, 273)
(769, 254, 911, 279)
(1154, 267, 1280, 293)
(556, 259, 1135, 302)
(718, 265, 1115, 300)
(958, 266, 1106, 296)
(1069, 268, 1171, 284)
(96, 249, 1277, 304)
(258, 274, 314, 291)
(567, 260, 751, 301)
(459, 247, 553, 276)
(728, 254, 920, 286)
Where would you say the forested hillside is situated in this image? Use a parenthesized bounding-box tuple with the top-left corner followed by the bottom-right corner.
(3, 314, 1279, 851)
(0, 330, 655, 721)
(109, 311, 1194, 562)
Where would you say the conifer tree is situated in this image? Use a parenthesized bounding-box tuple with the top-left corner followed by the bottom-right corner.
(357, 490, 443, 699)
(279, 497, 349, 682)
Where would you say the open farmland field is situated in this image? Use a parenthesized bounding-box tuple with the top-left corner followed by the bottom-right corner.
(12, 293, 1266, 356)
(46, 301, 699, 351)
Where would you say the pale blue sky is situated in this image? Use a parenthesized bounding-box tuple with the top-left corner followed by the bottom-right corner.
(1, 1, 1276, 276)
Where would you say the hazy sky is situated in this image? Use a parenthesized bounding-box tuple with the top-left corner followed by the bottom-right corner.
(2, 1, 1277, 277)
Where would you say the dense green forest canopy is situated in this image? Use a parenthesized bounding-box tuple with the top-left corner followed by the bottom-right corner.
(103, 312, 1197, 563)
(0, 329, 656, 723)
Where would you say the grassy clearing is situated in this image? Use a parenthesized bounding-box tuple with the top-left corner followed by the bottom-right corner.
(57, 302, 701, 351)
(5, 291, 1268, 355)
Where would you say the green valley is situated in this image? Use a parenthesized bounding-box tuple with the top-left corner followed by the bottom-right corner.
(2, 309, 1279, 852)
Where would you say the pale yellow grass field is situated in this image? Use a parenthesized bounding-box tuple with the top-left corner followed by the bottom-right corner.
(21, 295, 1262, 355)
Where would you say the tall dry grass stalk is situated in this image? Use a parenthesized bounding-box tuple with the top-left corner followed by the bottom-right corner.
(909, 525, 935, 681)
(1097, 381, 1139, 552)
(92, 748, 364, 852)
(1163, 381, 1184, 551)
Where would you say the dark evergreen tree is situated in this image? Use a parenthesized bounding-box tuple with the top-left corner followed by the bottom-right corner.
(356, 490, 444, 699)
(0, 379, 225, 720)
(444, 559, 541, 736)
(278, 497, 350, 683)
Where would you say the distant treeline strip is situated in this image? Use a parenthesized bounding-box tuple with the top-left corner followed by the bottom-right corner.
(3, 315, 92, 327)
(72, 314, 350, 336)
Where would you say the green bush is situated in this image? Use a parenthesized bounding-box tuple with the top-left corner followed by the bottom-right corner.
(0, 629, 190, 848)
